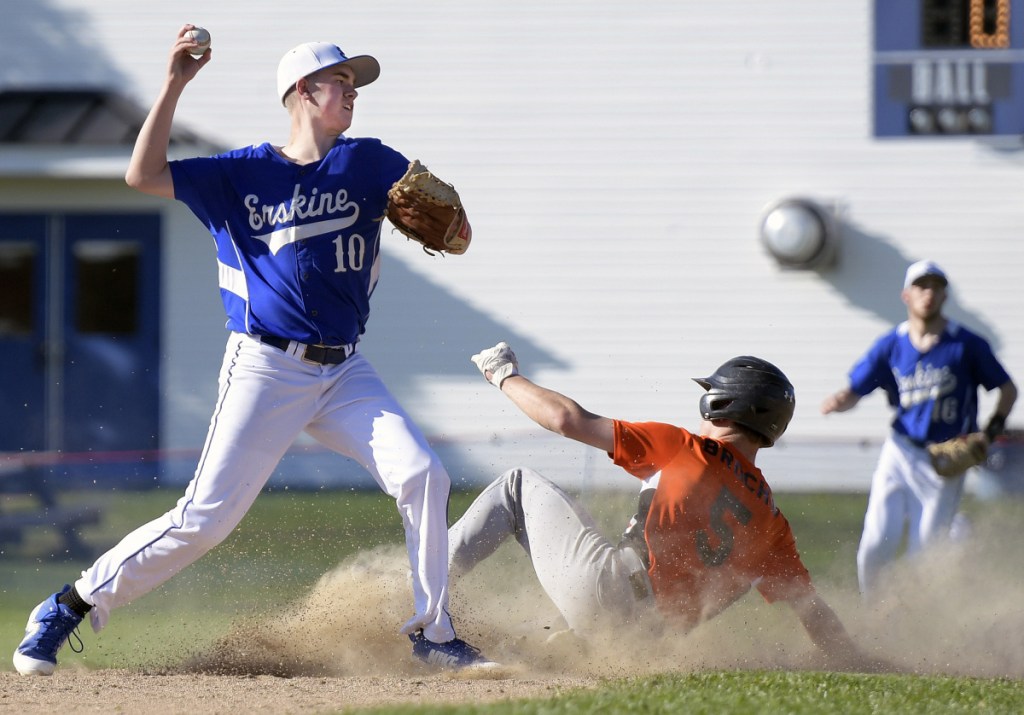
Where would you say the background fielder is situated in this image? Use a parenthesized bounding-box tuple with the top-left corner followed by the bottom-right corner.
(13, 25, 493, 676)
(821, 259, 1017, 598)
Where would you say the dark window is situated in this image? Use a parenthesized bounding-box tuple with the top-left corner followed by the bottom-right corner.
(74, 241, 140, 334)
(0, 241, 35, 336)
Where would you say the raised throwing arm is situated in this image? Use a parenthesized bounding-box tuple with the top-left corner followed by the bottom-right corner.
(125, 25, 212, 198)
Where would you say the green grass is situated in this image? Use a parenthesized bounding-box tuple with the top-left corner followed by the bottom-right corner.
(351, 671, 1024, 715)
(3, 485, 1023, 713)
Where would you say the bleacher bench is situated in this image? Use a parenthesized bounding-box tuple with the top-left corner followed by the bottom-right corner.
(1, 455, 103, 559)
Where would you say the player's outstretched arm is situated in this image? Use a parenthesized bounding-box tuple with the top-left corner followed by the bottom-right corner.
(821, 387, 861, 415)
(790, 592, 891, 673)
(471, 342, 614, 452)
(125, 24, 211, 199)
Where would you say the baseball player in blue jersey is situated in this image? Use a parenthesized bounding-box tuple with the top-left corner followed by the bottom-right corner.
(13, 25, 495, 675)
(822, 260, 1017, 598)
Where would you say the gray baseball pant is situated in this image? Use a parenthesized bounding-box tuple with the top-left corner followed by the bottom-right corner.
(448, 467, 655, 636)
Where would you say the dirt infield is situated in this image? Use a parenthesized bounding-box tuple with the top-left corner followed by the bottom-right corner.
(0, 545, 791, 713)
(0, 671, 600, 714)
(5, 534, 1023, 713)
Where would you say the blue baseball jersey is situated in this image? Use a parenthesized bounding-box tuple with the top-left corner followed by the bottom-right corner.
(170, 138, 410, 345)
(848, 320, 1010, 444)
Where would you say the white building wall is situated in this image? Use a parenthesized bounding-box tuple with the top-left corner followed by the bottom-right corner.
(2, 1, 1021, 490)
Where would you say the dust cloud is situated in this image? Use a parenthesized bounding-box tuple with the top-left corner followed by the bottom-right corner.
(182, 514, 1024, 679)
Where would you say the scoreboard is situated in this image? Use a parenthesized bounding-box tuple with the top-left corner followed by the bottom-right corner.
(874, 0, 1024, 136)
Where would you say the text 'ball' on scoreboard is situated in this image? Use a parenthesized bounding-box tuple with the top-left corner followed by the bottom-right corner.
(874, 0, 1024, 137)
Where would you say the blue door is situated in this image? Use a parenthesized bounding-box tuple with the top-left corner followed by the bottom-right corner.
(0, 213, 161, 484)
(0, 215, 47, 451)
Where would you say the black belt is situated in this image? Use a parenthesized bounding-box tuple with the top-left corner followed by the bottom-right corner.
(259, 334, 354, 365)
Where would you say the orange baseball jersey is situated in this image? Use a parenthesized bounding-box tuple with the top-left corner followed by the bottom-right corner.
(612, 420, 814, 630)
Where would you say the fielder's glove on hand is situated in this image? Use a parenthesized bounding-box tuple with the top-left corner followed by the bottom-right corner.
(927, 432, 990, 478)
(386, 160, 471, 255)
(471, 342, 519, 388)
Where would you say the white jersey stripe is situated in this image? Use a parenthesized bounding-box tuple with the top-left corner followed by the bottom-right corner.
(217, 260, 248, 300)
(253, 215, 360, 255)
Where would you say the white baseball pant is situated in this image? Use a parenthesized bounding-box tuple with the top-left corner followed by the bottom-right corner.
(75, 332, 457, 643)
(448, 467, 655, 637)
(857, 433, 964, 596)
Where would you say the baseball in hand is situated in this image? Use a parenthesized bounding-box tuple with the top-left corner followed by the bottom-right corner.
(184, 27, 211, 57)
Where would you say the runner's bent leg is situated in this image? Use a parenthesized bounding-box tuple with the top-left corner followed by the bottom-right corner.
(448, 468, 634, 636)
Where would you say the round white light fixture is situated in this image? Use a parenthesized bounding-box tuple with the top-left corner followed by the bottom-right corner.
(759, 198, 838, 269)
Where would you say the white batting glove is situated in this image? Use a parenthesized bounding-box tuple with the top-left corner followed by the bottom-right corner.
(470, 342, 519, 388)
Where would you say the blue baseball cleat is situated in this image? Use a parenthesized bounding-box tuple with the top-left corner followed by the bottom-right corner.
(12, 585, 84, 676)
(409, 630, 500, 670)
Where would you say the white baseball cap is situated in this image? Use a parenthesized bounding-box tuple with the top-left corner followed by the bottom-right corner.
(276, 42, 380, 104)
(903, 259, 949, 289)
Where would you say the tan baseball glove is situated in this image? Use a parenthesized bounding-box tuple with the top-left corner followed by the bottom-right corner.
(386, 160, 472, 255)
(927, 432, 990, 477)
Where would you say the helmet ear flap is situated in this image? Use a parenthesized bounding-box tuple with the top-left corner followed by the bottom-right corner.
(693, 357, 795, 447)
(703, 396, 734, 417)
(698, 393, 712, 420)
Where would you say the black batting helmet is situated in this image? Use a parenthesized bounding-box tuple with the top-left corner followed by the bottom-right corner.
(693, 356, 795, 447)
